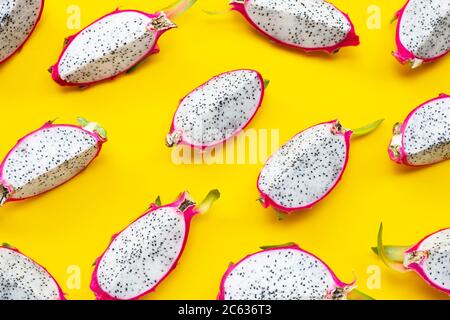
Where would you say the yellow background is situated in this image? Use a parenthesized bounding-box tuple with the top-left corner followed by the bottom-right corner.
(1, 0, 449, 300)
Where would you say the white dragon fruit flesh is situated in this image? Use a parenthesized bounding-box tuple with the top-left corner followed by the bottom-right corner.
(389, 94, 450, 166)
(373, 224, 450, 296)
(0, 244, 65, 300)
(393, 0, 450, 68)
(0, 118, 107, 206)
(166, 69, 266, 149)
(50, 1, 196, 86)
(218, 243, 372, 300)
(230, 0, 359, 53)
(90, 190, 220, 300)
(258, 119, 383, 215)
(0, 0, 44, 64)
(50, 9, 176, 87)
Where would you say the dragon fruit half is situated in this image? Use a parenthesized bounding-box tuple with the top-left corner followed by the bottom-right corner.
(0, 118, 107, 206)
(0, 244, 65, 300)
(373, 224, 450, 296)
(90, 190, 220, 300)
(166, 69, 267, 149)
(218, 243, 372, 300)
(258, 119, 383, 215)
(50, 0, 196, 87)
(0, 0, 44, 64)
(393, 0, 450, 68)
(229, 0, 359, 53)
(389, 94, 450, 166)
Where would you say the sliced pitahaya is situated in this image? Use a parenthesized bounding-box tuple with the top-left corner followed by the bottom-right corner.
(229, 0, 359, 53)
(389, 94, 450, 166)
(373, 224, 450, 296)
(258, 119, 383, 215)
(218, 243, 372, 300)
(0, 0, 44, 64)
(393, 0, 450, 68)
(166, 69, 266, 149)
(0, 244, 65, 300)
(90, 190, 220, 300)
(50, 0, 196, 87)
(0, 117, 107, 206)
